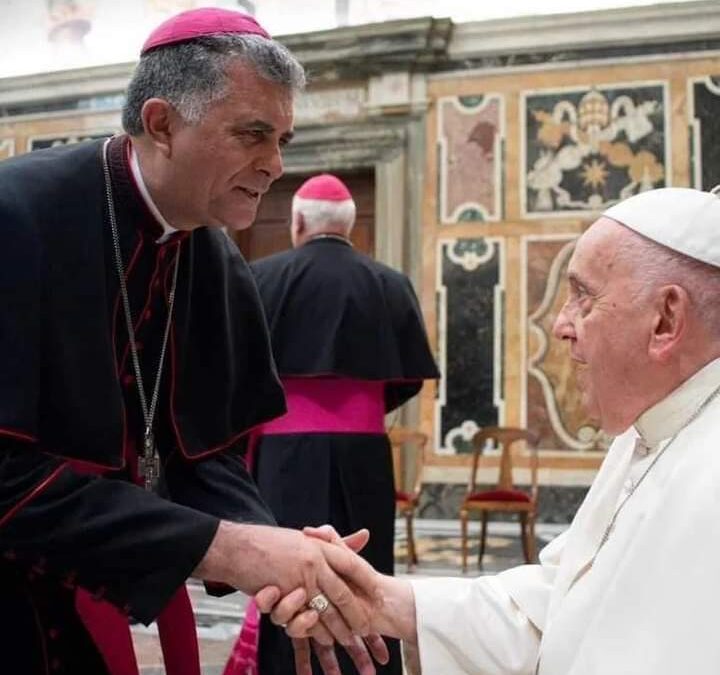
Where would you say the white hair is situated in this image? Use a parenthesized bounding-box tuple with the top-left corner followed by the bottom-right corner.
(618, 228, 720, 336)
(292, 196, 356, 233)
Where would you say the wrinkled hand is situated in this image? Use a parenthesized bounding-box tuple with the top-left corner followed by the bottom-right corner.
(290, 631, 389, 675)
(194, 522, 376, 638)
(256, 526, 388, 675)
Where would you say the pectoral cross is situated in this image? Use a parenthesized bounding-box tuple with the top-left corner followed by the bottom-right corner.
(139, 429, 160, 491)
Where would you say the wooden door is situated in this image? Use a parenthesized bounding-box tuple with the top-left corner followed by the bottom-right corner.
(233, 169, 375, 261)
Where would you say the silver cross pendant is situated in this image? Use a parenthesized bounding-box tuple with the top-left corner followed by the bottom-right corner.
(139, 429, 160, 491)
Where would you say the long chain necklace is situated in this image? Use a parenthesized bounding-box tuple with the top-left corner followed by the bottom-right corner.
(102, 139, 181, 491)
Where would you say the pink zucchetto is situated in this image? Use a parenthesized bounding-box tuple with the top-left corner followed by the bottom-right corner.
(141, 7, 270, 55)
(295, 174, 353, 202)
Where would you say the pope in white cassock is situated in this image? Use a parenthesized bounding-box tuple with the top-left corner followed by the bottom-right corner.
(256, 186, 720, 675)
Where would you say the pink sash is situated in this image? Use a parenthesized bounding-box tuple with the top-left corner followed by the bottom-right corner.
(70, 452, 201, 675)
(223, 599, 261, 675)
(227, 377, 385, 675)
(259, 378, 385, 435)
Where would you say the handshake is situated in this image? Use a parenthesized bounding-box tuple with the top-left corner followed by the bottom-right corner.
(195, 521, 419, 675)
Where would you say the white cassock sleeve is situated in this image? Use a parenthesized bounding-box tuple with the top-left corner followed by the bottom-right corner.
(410, 532, 565, 675)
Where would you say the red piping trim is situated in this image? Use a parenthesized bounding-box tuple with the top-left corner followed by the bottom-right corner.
(168, 314, 272, 461)
(0, 428, 37, 443)
(112, 233, 144, 470)
(201, 377, 426, 455)
(169, 316, 185, 457)
(192, 419, 276, 460)
(51, 451, 122, 472)
(132, 253, 163, 333)
(0, 463, 68, 529)
(117, 255, 163, 376)
(117, 238, 156, 377)
(164, 241, 287, 460)
(111, 234, 144, 351)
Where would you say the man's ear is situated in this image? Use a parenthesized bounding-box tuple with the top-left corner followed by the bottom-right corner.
(140, 98, 180, 157)
(290, 212, 305, 242)
(648, 284, 689, 362)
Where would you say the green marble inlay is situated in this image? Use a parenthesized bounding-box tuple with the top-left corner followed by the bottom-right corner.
(458, 95, 485, 108)
(458, 208, 485, 222)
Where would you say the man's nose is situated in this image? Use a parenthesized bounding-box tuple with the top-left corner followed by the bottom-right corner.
(256, 143, 284, 181)
(552, 304, 576, 341)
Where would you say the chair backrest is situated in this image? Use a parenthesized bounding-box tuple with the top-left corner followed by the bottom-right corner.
(469, 427, 540, 496)
(387, 426, 428, 496)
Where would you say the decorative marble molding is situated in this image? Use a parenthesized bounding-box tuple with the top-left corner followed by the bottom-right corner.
(688, 75, 720, 191)
(437, 94, 504, 223)
(448, 1, 720, 61)
(281, 17, 453, 82)
(521, 81, 670, 217)
(281, 119, 407, 172)
(435, 237, 505, 455)
(521, 235, 609, 452)
(294, 86, 367, 126)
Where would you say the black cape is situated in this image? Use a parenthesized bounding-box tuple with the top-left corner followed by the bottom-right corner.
(251, 237, 439, 400)
(0, 136, 285, 466)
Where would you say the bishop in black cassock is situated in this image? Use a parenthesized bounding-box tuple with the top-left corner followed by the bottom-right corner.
(247, 174, 439, 675)
(0, 113, 284, 675)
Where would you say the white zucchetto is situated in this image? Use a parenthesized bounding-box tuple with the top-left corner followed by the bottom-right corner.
(604, 186, 720, 268)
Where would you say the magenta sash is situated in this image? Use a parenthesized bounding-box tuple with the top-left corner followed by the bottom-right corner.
(227, 378, 385, 675)
(259, 378, 385, 435)
(70, 449, 201, 675)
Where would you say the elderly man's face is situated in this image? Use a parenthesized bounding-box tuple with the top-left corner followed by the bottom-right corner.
(553, 218, 652, 434)
(166, 59, 294, 230)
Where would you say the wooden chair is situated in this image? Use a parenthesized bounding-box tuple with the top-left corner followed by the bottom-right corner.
(460, 427, 540, 572)
(388, 427, 428, 571)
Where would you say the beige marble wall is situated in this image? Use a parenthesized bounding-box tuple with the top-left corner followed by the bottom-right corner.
(3, 51, 720, 487)
(420, 54, 720, 481)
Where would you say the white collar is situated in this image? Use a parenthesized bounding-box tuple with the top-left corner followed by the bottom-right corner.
(129, 146, 178, 244)
(634, 356, 720, 447)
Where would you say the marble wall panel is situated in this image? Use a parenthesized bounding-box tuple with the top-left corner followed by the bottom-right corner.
(0, 139, 15, 161)
(689, 75, 720, 191)
(522, 82, 668, 216)
(522, 235, 610, 452)
(437, 94, 504, 223)
(435, 238, 505, 454)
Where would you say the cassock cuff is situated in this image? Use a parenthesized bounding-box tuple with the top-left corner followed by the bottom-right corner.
(126, 515, 219, 624)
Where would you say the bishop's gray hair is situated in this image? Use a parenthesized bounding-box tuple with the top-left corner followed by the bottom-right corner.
(121, 33, 305, 136)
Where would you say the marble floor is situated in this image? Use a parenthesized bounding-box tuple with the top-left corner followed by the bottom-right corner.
(134, 518, 567, 674)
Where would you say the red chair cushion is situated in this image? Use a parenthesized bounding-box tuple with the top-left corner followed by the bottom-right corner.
(467, 489, 531, 503)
